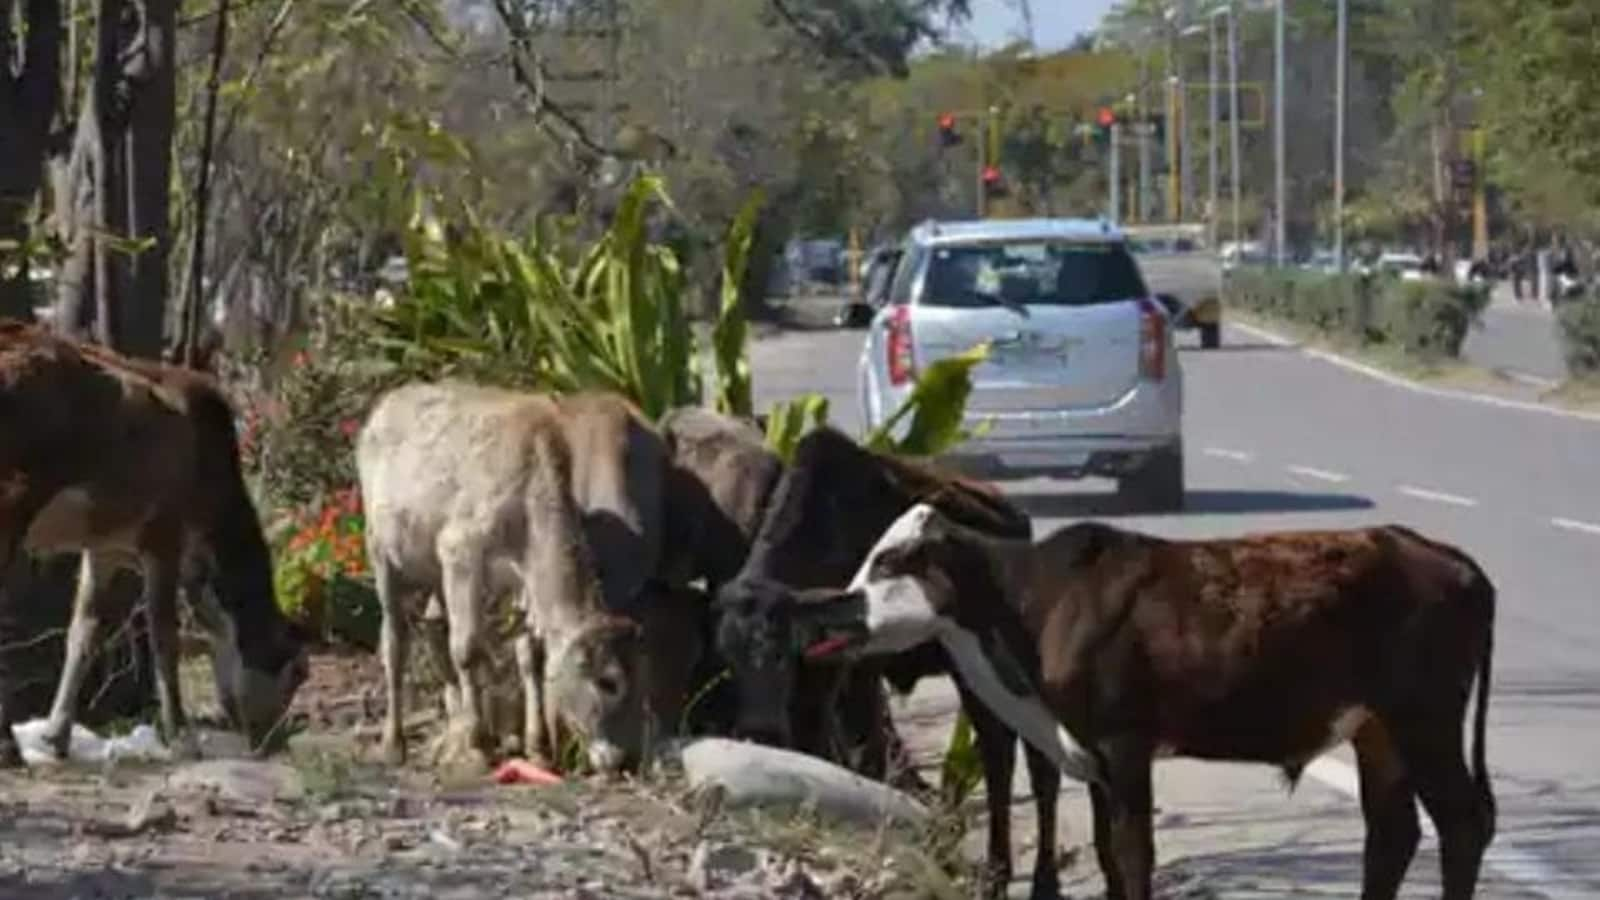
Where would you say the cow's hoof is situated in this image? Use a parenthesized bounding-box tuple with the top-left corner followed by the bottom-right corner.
(429, 724, 491, 774)
(1028, 870, 1061, 900)
(0, 738, 22, 768)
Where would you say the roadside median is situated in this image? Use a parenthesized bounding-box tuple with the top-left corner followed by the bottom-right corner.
(1222, 266, 1600, 415)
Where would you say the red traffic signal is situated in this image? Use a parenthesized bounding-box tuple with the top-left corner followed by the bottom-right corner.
(981, 165, 1008, 198)
(1097, 106, 1117, 128)
(937, 112, 962, 148)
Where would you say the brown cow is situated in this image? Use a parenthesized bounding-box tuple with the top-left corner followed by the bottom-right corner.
(0, 321, 308, 764)
(800, 507, 1498, 900)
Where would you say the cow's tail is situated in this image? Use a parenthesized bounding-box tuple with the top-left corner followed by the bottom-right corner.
(1471, 573, 1497, 832)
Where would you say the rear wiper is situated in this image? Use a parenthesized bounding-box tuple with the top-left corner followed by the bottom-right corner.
(979, 293, 1031, 317)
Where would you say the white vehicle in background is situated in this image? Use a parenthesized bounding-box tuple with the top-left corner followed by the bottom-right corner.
(1376, 251, 1429, 281)
(1219, 240, 1267, 272)
(856, 218, 1186, 512)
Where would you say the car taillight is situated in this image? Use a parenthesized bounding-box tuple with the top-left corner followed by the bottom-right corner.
(886, 304, 916, 386)
(1138, 298, 1167, 381)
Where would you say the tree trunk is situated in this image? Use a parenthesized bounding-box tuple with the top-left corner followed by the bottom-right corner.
(0, 0, 63, 319)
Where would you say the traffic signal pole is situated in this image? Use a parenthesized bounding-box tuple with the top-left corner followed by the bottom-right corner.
(1109, 121, 1122, 223)
(976, 108, 988, 218)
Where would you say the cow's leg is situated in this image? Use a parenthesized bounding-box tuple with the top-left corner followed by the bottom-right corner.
(1022, 744, 1062, 900)
(514, 629, 555, 767)
(42, 551, 115, 759)
(956, 684, 1017, 900)
(1391, 711, 1493, 900)
(1089, 784, 1128, 900)
(438, 532, 493, 770)
(141, 534, 196, 758)
(420, 593, 460, 719)
(374, 557, 411, 765)
(1098, 736, 1155, 900)
(1353, 719, 1419, 900)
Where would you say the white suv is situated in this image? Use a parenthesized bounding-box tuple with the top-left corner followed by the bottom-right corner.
(856, 218, 1185, 512)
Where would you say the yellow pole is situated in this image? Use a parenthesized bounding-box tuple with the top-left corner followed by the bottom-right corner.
(1472, 128, 1489, 261)
(1167, 77, 1180, 223)
(848, 226, 862, 300)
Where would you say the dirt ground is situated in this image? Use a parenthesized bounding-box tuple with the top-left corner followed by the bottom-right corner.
(0, 651, 978, 900)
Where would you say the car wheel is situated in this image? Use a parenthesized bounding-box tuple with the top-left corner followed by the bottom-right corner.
(1118, 440, 1185, 514)
(1199, 322, 1221, 350)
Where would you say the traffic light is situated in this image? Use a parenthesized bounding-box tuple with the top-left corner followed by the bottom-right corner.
(982, 165, 1008, 199)
(937, 112, 963, 148)
(1097, 106, 1117, 129)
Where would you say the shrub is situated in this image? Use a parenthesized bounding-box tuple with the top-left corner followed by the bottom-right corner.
(1375, 279, 1490, 359)
(271, 487, 381, 649)
(1223, 267, 1487, 360)
(1557, 294, 1600, 377)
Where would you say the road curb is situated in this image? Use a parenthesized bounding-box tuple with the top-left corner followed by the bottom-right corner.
(1228, 320, 1600, 425)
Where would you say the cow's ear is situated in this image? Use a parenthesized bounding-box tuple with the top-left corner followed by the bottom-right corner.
(789, 589, 869, 660)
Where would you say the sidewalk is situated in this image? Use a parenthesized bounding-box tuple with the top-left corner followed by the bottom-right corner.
(1463, 283, 1568, 385)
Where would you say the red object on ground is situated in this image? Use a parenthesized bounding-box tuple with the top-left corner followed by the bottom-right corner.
(493, 758, 563, 786)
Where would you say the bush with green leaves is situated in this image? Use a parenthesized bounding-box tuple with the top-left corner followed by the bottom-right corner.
(1224, 267, 1488, 360)
(1557, 294, 1600, 378)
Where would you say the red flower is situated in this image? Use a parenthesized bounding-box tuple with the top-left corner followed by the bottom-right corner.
(292, 351, 310, 368)
(339, 418, 361, 438)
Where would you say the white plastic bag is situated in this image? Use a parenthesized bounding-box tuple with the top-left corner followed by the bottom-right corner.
(10, 719, 173, 767)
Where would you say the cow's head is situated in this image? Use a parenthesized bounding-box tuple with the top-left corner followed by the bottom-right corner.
(713, 504, 967, 744)
(546, 615, 649, 774)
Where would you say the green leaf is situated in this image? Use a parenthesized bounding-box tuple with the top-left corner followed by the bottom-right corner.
(763, 394, 831, 464)
(938, 711, 984, 808)
(865, 342, 992, 457)
(712, 189, 765, 418)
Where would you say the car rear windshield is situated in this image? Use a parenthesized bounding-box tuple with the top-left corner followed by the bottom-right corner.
(919, 240, 1148, 308)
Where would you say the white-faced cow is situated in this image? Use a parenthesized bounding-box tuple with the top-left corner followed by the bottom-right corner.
(712, 426, 1033, 784)
(801, 504, 1498, 900)
(358, 383, 689, 774)
(0, 321, 309, 764)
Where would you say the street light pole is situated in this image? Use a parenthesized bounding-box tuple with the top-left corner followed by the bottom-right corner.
(1227, 1, 1241, 247)
(1208, 8, 1220, 249)
(1274, 0, 1286, 267)
(1334, 0, 1347, 271)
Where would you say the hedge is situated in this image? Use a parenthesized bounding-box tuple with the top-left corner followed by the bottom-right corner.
(1557, 294, 1600, 378)
(1223, 267, 1490, 360)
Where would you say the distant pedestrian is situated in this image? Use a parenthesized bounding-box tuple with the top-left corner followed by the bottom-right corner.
(1511, 245, 1530, 301)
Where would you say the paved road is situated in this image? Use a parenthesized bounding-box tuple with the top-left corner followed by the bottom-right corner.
(749, 315, 1600, 898)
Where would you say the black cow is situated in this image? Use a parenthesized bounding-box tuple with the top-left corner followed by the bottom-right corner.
(711, 427, 1032, 784)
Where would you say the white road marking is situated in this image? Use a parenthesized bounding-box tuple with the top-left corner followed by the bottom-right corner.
(1202, 446, 1255, 463)
(1306, 757, 1575, 898)
(1552, 517, 1600, 537)
(1501, 368, 1561, 390)
(1228, 321, 1600, 425)
(1286, 464, 1350, 484)
(1397, 485, 1479, 508)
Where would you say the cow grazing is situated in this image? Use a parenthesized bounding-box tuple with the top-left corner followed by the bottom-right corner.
(803, 505, 1498, 900)
(712, 426, 1032, 781)
(0, 321, 308, 764)
(358, 383, 680, 773)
